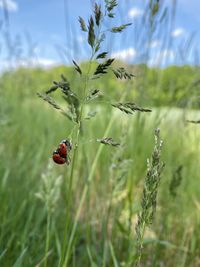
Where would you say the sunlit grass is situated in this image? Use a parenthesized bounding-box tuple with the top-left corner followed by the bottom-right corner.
(1, 90, 200, 266)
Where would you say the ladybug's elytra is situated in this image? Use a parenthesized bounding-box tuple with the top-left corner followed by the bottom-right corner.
(58, 140, 72, 158)
(52, 139, 72, 165)
(58, 143, 67, 158)
(52, 150, 66, 165)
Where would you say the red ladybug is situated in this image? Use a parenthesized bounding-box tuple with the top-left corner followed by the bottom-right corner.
(58, 143, 67, 158)
(52, 150, 66, 165)
(52, 139, 72, 165)
(58, 140, 72, 158)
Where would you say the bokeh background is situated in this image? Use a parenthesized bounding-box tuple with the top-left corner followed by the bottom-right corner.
(0, 0, 200, 266)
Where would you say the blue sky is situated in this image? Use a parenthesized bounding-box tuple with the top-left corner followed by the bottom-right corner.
(0, 0, 199, 69)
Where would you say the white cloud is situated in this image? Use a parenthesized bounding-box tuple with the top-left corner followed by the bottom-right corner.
(128, 7, 143, 19)
(148, 49, 174, 67)
(0, 58, 59, 72)
(0, 0, 18, 12)
(111, 47, 137, 62)
(171, 28, 185, 38)
(31, 58, 59, 68)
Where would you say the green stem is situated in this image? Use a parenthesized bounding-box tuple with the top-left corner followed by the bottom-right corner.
(63, 113, 116, 267)
(62, 80, 128, 265)
(60, 56, 94, 267)
(44, 211, 50, 267)
(59, 120, 81, 267)
(102, 183, 114, 267)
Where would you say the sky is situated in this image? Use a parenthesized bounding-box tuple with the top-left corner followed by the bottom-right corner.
(0, 0, 199, 70)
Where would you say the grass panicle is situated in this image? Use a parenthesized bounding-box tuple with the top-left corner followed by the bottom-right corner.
(110, 23, 132, 33)
(88, 16, 95, 48)
(134, 129, 165, 267)
(35, 161, 63, 215)
(112, 102, 152, 114)
(112, 67, 135, 80)
(96, 51, 108, 59)
(169, 165, 183, 197)
(35, 161, 63, 267)
(72, 60, 82, 75)
(94, 3, 102, 26)
(97, 137, 120, 146)
(86, 89, 101, 101)
(186, 119, 200, 124)
(94, 58, 115, 76)
(105, 0, 117, 12)
(37, 92, 75, 122)
(78, 16, 87, 32)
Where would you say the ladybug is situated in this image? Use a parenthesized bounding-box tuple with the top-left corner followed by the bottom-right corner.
(52, 150, 66, 165)
(52, 139, 72, 165)
(58, 140, 72, 158)
(58, 143, 67, 158)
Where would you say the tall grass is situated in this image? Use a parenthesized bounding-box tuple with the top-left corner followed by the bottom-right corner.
(0, 0, 200, 267)
(0, 93, 200, 266)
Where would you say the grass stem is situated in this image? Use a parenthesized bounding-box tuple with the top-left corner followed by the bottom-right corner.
(44, 212, 50, 267)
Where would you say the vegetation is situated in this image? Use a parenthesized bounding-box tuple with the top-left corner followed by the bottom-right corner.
(0, 0, 200, 267)
(0, 69, 200, 266)
(1, 63, 199, 109)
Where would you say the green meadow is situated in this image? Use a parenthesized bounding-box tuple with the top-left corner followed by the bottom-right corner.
(0, 64, 200, 266)
(0, 0, 200, 266)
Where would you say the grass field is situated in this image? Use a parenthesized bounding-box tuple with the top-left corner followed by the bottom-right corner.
(1, 77, 200, 266)
(0, 0, 200, 266)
